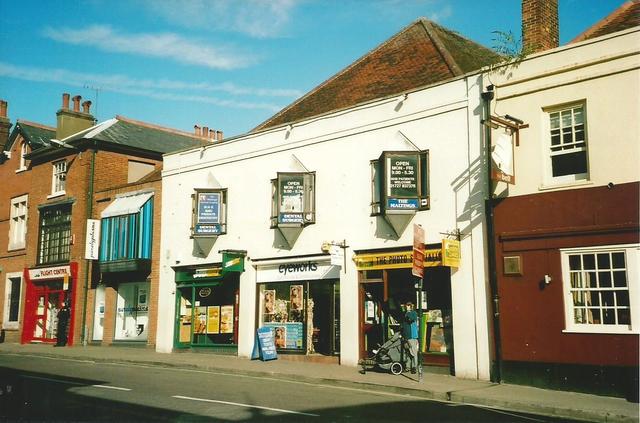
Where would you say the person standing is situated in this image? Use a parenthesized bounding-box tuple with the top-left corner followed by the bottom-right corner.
(402, 302, 419, 373)
(55, 302, 70, 347)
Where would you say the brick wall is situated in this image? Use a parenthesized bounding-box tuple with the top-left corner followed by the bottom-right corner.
(522, 0, 559, 54)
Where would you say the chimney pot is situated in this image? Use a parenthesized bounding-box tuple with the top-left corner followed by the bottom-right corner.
(194, 125, 201, 136)
(0, 100, 7, 118)
(82, 100, 92, 114)
(216, 130, 223, 141)
(62, 93, 70, 110)
(209, 129, 216, 140)
(72, 95, 82, 112)
(202, 126, 209, 138)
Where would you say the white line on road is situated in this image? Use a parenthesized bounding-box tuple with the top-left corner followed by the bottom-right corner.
(5, 353, 96, 364)
(172, 395, 320, 417)
(21, 375, 131, 391)
(91, 385, 132, 391)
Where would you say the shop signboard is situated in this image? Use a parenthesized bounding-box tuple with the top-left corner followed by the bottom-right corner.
(253, 326, 278, 361)
(354, 250, 441, 271)
(491, 132, 516, 184)
(385, 152, 419, 212)
(256, 259, 339, 283)
(29, 265, 71, 280)
(194, 191, 223, 236)
(442, 239, 461, 267)
(84, 219, 101, 260)
(412, 224, 425, 278)
(279, 174, 305, 224)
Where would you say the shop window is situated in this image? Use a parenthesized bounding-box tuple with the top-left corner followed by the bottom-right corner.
(37, 204, 72, 265)
(191, 189, 227, 236)
(561, 244, 639, 334)
(3, 275, 22, 330)
(258, 281, 340, 355)
(370, 151, 429, 216)
(100, 194, 153, 262)
(114, 282, 149, 341)
(51, 159, 67, 196)
(9, 194, 28, 250)
(270, 172, 315, 228)
(545, 103, 588, 184)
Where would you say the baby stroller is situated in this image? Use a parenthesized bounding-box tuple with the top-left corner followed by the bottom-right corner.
(360, 332, 413, 375)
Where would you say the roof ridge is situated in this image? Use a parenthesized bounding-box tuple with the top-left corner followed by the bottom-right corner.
(115, 115, 207, 141)
(16, 119, 55, 131)
(570, 0, 639, 44)
(418, 19, 463, 76)
(252, 17, 432, 131)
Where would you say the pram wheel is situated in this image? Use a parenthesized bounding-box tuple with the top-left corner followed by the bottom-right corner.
(390, 362, 403, 375)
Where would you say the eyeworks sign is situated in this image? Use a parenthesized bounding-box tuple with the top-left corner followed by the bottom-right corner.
(384, 152, 420, 212)
(279, 174, 305, 224)
(193, 190, 226, 236)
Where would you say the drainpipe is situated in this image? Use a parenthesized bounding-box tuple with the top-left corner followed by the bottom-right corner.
(481, 85, 502, 383)
(80, 147, 96, 345)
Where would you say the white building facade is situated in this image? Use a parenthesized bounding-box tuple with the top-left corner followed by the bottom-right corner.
(157, 74, 496, 380)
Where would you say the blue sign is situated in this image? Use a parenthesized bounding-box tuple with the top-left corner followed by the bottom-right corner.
(387, 198, 419, 210)
(194, 223, 222, 236)
(252, 327, 277, 361)
(197, 192, 220, 224)
(279, 213, 304, 224)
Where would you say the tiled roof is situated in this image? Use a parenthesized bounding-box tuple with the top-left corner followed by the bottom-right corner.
(4, 120, 54, 151)
(571, 0, 640, 43)
(59, 115, 210, 155)
(253, 18, 502, 132)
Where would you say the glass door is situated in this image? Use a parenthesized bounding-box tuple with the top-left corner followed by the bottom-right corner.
(32, 289, 64, 342)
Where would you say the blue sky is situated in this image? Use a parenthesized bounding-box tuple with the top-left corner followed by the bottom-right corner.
(0, 0, 625, 137)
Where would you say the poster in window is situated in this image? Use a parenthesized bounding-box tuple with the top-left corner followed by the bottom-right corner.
(220, 305, 234, 334)
(290, 285, 303, 311)
(386, 153, 419, 198)
(195, 306, 207, 334)
(428, 324, 446, 353)
(274, 326, 286, 348)
(263, 289, 275, 314)
(279, 174, 304, 223)
(207, 306, 220, 334)
(197, 192, 221, 224)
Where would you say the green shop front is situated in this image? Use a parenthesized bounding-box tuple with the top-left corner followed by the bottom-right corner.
(173, 251, 245, 352)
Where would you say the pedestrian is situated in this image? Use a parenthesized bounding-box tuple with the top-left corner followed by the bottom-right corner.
(402, 302, 419, 374)
(55, 302, 70, 347)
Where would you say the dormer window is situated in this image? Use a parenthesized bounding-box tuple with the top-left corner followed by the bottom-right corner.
(51, 159, 67, 196)
(18, 142, 27, 171)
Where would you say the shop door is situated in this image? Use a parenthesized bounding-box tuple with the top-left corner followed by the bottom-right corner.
(309, 282, 340, 355)
(361, 282, 386, 356)
(32, 288, 64, 342)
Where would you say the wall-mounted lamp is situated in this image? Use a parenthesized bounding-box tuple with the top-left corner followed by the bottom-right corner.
(504, 114, 524, 125)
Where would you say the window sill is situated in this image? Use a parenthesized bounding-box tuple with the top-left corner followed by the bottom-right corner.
(15, 167, 27, 174)
(7, 244, 26, 252)
(2, 323, 19, 331)
(562, 328, 638, 335)
(538, 179, 593, 191)
(47, 192, 66, 199)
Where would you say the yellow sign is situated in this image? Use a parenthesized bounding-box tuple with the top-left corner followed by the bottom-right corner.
(194, 267, 222, 278)
(354, 249, 442, 270)
(442, 239, 461, 267)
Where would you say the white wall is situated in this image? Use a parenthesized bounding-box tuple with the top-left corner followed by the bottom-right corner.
(490, 28, 640, 196)
(158, 75, 493, 379)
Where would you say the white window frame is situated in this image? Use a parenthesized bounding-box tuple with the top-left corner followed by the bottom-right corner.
(3, 272, 23, 330)
(560, 244, 639, 335)
(543, 102, 589, 186)
(8, 194, 28, 250)
(16, 141, 27, 172)
(51, 159, 67, 196)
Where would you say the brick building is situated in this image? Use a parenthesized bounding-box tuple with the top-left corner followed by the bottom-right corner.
(0, 94, 217, 348)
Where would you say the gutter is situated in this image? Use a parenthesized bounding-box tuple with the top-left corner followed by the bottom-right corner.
(481, 85, 503, 383)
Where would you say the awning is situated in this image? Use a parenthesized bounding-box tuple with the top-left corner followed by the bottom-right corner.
(101, 191, 153, 218)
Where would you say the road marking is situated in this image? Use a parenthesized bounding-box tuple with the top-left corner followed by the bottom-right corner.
(5, 353, 95, 364)
(172, 395, 319, 417)
(92, 385, 131, 391)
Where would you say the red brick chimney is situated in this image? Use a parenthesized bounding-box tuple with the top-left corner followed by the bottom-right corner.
(0, 99, 11, 151)
(72, 95, 82, 112)
(522, 0, 559, 54)
(62, 93, 70, 110)
(194, 125, 201, 137)
(82, 100, 92, 114)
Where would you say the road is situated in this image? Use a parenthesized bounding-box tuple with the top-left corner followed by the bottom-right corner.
(0, 354, 581, 422)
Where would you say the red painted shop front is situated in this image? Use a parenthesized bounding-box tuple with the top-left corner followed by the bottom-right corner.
(21, 262, 78, 345)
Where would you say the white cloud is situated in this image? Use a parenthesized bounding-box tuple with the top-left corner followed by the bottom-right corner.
(428, 5, 452, 22)
(142, 0, 300, 38)
(0, 62, 299, 111)
(42, 25, 255, 70)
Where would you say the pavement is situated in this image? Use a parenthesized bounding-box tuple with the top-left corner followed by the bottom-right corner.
(0, 342, 637, 423)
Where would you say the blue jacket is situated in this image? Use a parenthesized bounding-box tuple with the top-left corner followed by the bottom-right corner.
(402, 310, 419, 340)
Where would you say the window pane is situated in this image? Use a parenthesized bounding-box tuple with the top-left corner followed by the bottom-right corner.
(597, 253, 610, 270)
(613, 271, 627, 287)
(583, 254, 595, 270)
(572, 290, 585, 306)
(570, 273, 583, 288)
(599, 271, 612, 288)
(551, 131, 561, 146)
(602, 308, 615, 324)
(561, 111, 572, 128)
(569, 255, 582, 270)
(587, 272, 598, 288)
(612, 252, 625, 269)
(618, 309, 630, 325)
(573, 107, 584, 124)
(601, 291, 614, 306)
(573, 308, 585, 324)
(589, 308, 601, 324)
(551, 151, 587, 177)
(549, 113, 559, 129)
(616, 290, 630, 307)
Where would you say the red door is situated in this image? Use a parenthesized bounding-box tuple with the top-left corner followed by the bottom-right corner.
(31, 284, 65, 343)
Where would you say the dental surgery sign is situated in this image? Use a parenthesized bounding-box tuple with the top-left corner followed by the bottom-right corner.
(279, 173, 305, 224)
(385, 152, 420, 212)
(193, 190, 224, 236)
